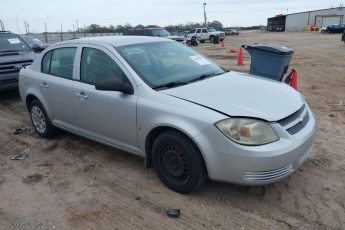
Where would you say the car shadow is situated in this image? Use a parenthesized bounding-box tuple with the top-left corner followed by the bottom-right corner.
(0, 89, 21, 101)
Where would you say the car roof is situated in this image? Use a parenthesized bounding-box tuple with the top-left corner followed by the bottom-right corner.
(52, 36, 172, 47)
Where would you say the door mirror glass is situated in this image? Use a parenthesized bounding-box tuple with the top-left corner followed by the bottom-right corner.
(32, 43, 44, 52)
(95, 77, 133, 94)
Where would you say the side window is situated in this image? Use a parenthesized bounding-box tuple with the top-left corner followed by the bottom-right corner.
(41, 50, 52, 74)
(189, 29, 196, 34)
(80, 47, 127, 85)
(196, 29, 201, 33)
(49, 48, 77, 79)
(202, 29, 208, 33)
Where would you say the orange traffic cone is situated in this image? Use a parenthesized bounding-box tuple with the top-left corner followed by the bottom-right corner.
(220, 39, 224, 48)
(226, 49, 237, 53)
(289, 69, 298, 90)
(237, 48, 244, 65)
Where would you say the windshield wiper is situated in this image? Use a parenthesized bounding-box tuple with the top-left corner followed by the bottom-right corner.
(152, 80, 189, 90)
(152, 71, 225, 90)
(187, 72, 224, 84)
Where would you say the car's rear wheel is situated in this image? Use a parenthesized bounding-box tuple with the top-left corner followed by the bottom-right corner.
(29, 100, 57, 138)
(152, 131, 208, 194)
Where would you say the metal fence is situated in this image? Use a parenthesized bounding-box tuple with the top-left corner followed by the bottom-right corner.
(23, 32, 122, 44)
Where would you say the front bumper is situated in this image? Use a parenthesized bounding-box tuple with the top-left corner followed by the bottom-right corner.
(0, 72, 19, 92)
(193, 105, 317, 185)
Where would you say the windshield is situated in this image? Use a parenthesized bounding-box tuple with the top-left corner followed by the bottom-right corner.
(116, 41, 225, 89)
(22, 36, 43, 46)
(151, 29, 171, 37)
(0, 33, 31, 52)
(207, 28, 216, 32)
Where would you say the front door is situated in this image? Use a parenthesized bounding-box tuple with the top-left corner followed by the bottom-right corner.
(74, 46, 138, 152)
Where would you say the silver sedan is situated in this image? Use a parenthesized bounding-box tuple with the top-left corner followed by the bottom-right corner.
(19, 36, 317, 194)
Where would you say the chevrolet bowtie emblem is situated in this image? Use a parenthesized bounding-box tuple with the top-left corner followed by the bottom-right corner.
(14, 64, 23, 70)
(298, 116, 304, 122)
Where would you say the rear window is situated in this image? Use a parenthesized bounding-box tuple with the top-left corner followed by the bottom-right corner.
(41, 47, 77, 79)
(0, 33, 30, 52)
(151, 29, 170, 37)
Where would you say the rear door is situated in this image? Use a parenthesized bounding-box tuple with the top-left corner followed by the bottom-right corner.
(201, 28, 208, 40)
(74, 45, 139, 152)
(195, 29, 202, 39)
(37, 45, 80, 131)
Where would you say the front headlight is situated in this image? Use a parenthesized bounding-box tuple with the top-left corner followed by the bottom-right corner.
(215, 118, 279, 146)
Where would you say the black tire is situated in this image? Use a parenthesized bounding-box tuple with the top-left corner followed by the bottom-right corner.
(29, 100, 58, 138)
(209, 36, 214, 43)
(200, 40, 205, 43)
(152, 131, 208, 194)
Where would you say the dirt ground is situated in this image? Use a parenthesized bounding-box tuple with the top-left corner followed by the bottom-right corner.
(0, 31, 345, 230)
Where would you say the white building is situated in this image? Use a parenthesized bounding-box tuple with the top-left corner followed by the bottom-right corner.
(267, 7, 345, 32)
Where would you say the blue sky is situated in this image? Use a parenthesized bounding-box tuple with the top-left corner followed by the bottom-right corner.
(0, 0, 339, 33)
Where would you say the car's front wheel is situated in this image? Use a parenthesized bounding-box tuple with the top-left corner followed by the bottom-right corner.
(152, 131, 208, 194)
(29, 100, 57, 138)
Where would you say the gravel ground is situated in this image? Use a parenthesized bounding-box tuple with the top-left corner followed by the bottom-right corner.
(0, 31, 344, 230)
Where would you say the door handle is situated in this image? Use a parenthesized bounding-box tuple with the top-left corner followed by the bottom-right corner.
(74, 92, 88, 100)
(40, 82, 48, 88)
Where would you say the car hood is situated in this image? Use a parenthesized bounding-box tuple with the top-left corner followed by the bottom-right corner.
(162, 72, 304, 121)
(0, 50, 36, 64)
(168, 36, 186, 41)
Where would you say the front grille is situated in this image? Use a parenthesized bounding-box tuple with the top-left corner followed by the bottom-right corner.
(243, 150, 311, 182)
(0, 60, 32, 65)
(277, 104, 309, 135)
(0, 79, 18, 85)
(286, 112, 310, 135)
(243, 164, 294, 181)
(278, 105, 305, 126)
(0, 60, 32, 75)
(298, 149, 311, 166)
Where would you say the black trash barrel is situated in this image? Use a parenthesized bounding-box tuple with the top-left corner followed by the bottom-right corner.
(213, 35, 220, 44)
(242, 44, 294, 81)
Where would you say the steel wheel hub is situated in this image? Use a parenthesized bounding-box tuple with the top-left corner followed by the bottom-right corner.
(162, 146, 188, 178)
(31, 106, 46, 133)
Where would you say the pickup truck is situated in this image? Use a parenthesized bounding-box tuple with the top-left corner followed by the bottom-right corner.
(124, 28, 186, 43)
(187, 27, 225, 43)
(0, 31, 41, 92)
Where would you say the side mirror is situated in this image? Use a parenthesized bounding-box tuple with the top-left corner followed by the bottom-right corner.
(32, 43, 44, 52)
(95, 77, 134, 95)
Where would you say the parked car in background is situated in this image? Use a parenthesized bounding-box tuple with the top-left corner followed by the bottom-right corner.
(0, 31, 39, 92)
(187, 27, 225, 43)
(124, 28, 186, 43)
(224, 28, 239, 36)
(324, 24, 345, 33)
(19, 36, 317, 194)
(319, 26, 327, 33)
(21, 36, 49, 52)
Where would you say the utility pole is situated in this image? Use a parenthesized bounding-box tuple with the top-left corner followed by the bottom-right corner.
(60, 23, 63, 41)
(203, 3, 207, 27)
(73, 24, 75, 38)
(24, 21, 28, 34)
(44, 22, 48, 43)
(0, 20, 5, 31)
(76, 19, 79, 32)
(16, 15, 20, 33)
